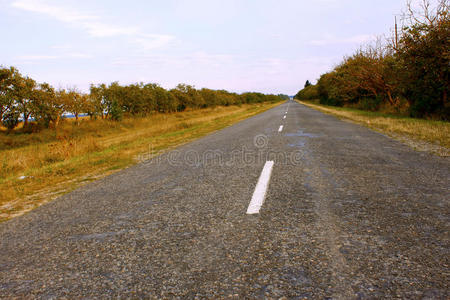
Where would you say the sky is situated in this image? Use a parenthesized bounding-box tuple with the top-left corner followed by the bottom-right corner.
(0, 0, 406, 95)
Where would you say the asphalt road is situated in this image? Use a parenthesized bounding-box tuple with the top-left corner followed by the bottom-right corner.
(1, 101, 449, 299)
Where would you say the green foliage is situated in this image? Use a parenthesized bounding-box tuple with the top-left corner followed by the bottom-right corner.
(0, 67, 14, 122)
(277, 94, 290, 100)
(396, 5, 449, 118)
(0, 65, 284, 132)
(295, 85, 319, 100)
(2, 109, 20, 131)
(30, 83, 62, 128)
(356, 97, 383, 111)
(110, 100, 123, 121)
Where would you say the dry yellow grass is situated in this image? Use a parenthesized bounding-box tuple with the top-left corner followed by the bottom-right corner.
(299, 101, 450, 156)
(0, 103, 280, 222)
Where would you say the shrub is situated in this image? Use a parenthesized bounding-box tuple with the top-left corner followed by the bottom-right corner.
(2, 110, 20, 131)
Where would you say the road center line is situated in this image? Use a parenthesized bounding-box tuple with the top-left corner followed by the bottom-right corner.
(246, 161, 274, 214)
(278, 125, 283, 132)
(283, 116, 286, 119)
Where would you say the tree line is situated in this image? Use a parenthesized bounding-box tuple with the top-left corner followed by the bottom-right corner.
(295, 0, 449, 120)
(0, 67, 284, 131)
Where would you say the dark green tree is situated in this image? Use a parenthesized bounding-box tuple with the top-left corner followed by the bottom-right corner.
(110, 99, 123, 121)
(2, 110, 20, 132)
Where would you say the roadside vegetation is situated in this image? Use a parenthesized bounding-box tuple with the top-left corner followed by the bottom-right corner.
(1, 65, 285, 131)
(295, 0, 449, 121)
(298, 100, 449, 156)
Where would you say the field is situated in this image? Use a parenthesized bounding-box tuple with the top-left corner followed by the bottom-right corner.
(0, 102, 280, 222)
(298, 100, 450, 156)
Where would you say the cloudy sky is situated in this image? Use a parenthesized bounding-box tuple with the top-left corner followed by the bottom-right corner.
(0, 0, 405, 94)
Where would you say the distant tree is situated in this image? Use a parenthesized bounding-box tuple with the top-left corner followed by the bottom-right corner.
(153, 86, 177, 113)
(141, 83, 158, 114)
(304, 80, 312, 88)
(199, 88, 219, 107)
(171, 84, 205, 111)
(1, 65, 284, 130)
(30, 83, 64, 128)
(103, 82, 122, 118)
(15, 76, 37, 127)
(295, 85, 319, 101)
(89, 84, 108, 118)
(277, 94, 290, 100)
(110, 99, 123, 121)
(65, 88, 89, 123)
(121, 83, 143, 115)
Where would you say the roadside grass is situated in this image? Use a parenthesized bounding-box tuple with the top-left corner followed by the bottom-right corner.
(298, 100, 450, 156)
(0, 102, 280, 222)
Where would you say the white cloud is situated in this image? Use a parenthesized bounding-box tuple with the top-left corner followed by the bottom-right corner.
(11, 0, 138, 37)
(12, 0, 94, 22)
(17, 53, 93, 61)
(135, 34, 176, 50)
(83, 21, 138, 38)
(11, 0, 173, 45)
(308, 34, 376, 46)
(111, 51, 234, 69)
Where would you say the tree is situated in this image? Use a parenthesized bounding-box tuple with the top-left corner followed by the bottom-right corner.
(304, 80, 312, 88)
(294, 85, 319, 100)
(30, 83, 64, 128)
(199, 88, 219, 107)
(66, 88, 88, 124)
(141, 83, 158, 114)
(0, 67, 15, 123)
(13, 75, 36, 126)
(89, 84, 108, 119)
(396, 0, 449, 118)
(171, 84, 205, 111)
(156, 87, 178, 112)
(104, 82, 123, 118)
(110, 99, 123, 121)
(0, 67, 37, 128)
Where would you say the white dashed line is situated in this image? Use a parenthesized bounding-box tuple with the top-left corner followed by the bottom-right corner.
(278, 125, 283, 132)
(283, 116, 286, 119)
(246, 161, 274, 214)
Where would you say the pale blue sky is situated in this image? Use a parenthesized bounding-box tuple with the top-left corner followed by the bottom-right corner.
(0, 0, 406, 94)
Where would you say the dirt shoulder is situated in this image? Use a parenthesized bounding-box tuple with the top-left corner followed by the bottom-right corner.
(298, 100, 450, 157)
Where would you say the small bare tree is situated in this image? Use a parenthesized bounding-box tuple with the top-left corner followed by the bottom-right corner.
(404, 0, 449, 26)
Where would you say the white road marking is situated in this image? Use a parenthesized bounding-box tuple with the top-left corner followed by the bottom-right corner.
(283, 116, 286, 119)
(278, 125, 283, 132)
(246, 161, 274, 214)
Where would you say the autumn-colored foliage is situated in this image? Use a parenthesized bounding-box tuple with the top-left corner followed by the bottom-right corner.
(1, 69, 283, 131)
(295, 0, 449, 120)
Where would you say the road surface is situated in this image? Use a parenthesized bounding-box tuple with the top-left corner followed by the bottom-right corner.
(1, 101, 449, 299)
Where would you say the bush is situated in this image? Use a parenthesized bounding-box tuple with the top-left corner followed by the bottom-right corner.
(2, 110, 20, 131)
(356, 97, 383, 111)
(319, 97, 342, 107)
(295, 85, 319, 100)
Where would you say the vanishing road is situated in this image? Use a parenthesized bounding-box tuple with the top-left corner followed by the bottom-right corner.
(1, 101, 449, 299)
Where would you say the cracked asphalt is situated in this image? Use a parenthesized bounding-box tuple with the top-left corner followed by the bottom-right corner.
(1, 101, 449, 299)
